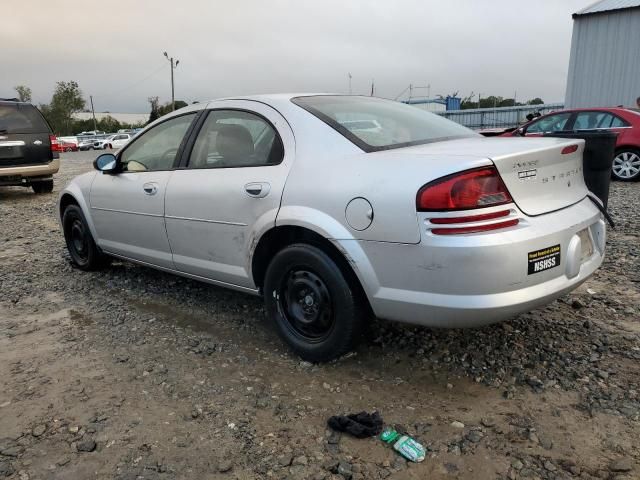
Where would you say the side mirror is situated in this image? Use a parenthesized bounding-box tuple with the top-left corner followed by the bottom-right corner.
(515, 127, 525, 136)
(93, 153, 118, 173)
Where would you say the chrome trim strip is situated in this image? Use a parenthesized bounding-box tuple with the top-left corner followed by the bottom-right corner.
(90, 206, 164, 218)
(165, 215, 247, 227)
(90, 207, 248, 226)
(0, 140, 26, 147)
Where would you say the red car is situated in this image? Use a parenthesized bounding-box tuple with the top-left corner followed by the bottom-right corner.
(502, 107, 640, 181)
(52, 140, 78, 152)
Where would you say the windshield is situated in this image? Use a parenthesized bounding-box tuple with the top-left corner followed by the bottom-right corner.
(292, 95, 477, 152)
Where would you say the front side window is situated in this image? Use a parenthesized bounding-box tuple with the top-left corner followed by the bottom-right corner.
(188, 110, 283, 168)
(526, 112, 572, 133)
(120, 113, 195, 172)
(291, 95, 476, 152)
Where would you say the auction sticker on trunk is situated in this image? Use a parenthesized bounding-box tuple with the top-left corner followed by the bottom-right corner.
(528, 244, 561, 275)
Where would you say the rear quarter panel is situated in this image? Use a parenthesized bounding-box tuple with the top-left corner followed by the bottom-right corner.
(279, 136, 491, 243)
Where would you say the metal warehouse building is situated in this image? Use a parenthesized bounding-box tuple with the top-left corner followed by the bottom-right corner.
(565, 0, 640, 108)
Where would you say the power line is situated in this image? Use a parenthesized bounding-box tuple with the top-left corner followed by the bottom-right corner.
(91, 63, 167, 102)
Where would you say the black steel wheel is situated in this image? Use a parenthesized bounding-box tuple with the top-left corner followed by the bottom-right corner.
(279, 268, 335, 342)
(62, 204, 110, 270)
(264, 243, 365, 362)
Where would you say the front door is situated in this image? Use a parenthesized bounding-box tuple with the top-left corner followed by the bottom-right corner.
(90, 112, 197, 268)
(165, 101, 294, 288)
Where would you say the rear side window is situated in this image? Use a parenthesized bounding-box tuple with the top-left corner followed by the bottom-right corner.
(0, 103, 49, 134)
(573, 111, 629, 130)
(187, 110, 283, 168)
(292, 95, 476, 152)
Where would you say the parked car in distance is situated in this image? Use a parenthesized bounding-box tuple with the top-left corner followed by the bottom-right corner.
(78, 138, 96, 150)
(93, 133, 132, 150)
(502, 107, 640, 181)
(77, 130, 105, 136)
(59, 94, 606, 361)
(53, 140, 78, 152)
(0, 98, 59, 193)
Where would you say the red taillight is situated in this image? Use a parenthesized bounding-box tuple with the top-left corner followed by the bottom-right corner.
(417, 167, 512, 211)
(49, 135, 58, 151)
(561, 144, 578, 155)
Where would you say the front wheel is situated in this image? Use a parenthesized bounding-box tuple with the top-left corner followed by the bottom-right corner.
(263, 244, 365, 362)
(62, 205, 110, 270)
(612, 149, 640, 181)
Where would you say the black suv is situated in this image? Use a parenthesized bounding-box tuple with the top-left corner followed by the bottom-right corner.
(0, 98, 59, 193)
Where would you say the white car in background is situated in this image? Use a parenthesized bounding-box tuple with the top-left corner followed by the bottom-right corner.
(93, 133, 132, 150)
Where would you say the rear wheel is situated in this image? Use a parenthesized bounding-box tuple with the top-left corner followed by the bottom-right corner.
(62, 205, 110, 270)
(263, 244, 365, 362)
(612, 149, 640, 181)
(32, 180, 53, 194)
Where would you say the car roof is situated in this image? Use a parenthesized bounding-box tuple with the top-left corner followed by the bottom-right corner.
(544, 107, 637, 115)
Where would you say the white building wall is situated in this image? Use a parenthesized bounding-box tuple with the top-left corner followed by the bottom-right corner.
(565, 7, 640, 108)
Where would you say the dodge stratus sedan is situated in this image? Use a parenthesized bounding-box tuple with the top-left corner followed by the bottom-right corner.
(58, 95, 606, 361)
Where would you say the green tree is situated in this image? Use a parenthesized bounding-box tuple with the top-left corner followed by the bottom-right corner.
(527, 97, 544, 105)
(157, 100, 188, 118)
(40, 81, 86, 135)
(14, 85, 32, 102)
(148, 96, 160, 124)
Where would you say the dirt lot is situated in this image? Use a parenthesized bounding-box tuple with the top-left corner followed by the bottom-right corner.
(1, 150, 639, 480)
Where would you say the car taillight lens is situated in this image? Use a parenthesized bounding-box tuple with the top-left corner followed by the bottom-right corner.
(49, 134, 58, 150)
(417, 167, 513, 211)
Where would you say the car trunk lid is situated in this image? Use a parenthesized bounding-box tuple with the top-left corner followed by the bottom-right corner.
(398, 136, 589, 216)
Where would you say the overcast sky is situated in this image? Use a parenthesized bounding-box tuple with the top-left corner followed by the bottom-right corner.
(3, 0, 588, 113)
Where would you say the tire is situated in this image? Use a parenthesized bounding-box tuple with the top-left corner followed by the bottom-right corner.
(612, 149, 640, 181)
(31, 180, 53, 194)
(62, 204, 110, 271)
(263, 243, 365, 362)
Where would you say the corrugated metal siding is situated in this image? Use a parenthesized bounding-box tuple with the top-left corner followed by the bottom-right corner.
(437, 104, 564, 129)
(565, 8, 640, 108)
(575, 0, 640, 16)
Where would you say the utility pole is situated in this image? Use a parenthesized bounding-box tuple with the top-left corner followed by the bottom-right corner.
(348, 73, 352, 95)
(89, 95, 97, 132)
(163, 51, 180, 111)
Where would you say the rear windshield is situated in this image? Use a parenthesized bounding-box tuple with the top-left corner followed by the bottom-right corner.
(0, 103, 50, 134)
(292, 95, 477, 152)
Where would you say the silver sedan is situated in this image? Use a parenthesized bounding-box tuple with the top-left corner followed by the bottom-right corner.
(58, 95, 606, 361)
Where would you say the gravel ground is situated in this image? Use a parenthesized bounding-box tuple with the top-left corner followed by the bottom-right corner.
(1, 150, 639, 480)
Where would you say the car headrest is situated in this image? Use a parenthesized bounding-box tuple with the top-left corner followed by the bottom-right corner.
(216, 124, 254, 161)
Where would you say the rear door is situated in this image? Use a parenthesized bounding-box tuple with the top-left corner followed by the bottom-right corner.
(164, 101, 294, 288)
(0, 102, 52, 168)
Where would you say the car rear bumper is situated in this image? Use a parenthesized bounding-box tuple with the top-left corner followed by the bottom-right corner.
(0, 159, 60, 184)
(343, 198, 605, 328)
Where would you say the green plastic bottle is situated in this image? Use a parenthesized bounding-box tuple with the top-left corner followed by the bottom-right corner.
(380, 427, 426, 463)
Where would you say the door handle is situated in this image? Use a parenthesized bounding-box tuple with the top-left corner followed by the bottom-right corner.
(244, 182, 271, 198)
(143, 182, 158, 195)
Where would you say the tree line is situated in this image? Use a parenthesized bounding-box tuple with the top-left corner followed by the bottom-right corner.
(460, 94, 545, 110)
(12, 82, 186, 136)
